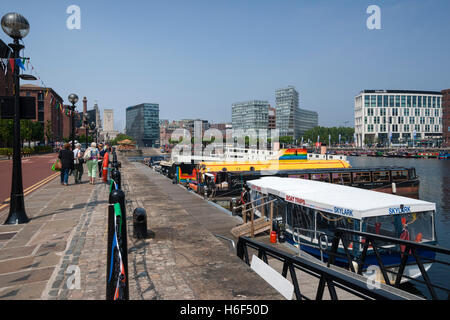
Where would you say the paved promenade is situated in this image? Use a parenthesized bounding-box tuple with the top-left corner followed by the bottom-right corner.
(0, 158, 283, 300)
(0, 174, 109, 300)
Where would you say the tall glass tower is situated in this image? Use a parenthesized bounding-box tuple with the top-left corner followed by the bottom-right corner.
(276, 86, 300, 139)
(126, 103, 160, 147)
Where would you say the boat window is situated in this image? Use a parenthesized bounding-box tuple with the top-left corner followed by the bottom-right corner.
(288, 174, 310, 180)
(391, 170, 408, 182)
(362, 211, 434, 244)
(289, 203, 315, 239)
(311, 173, 330, 182)
(372, 171, 390, 182)
(352, 172, 371, 183)
(332, 173, 351, 184)
(316, 210, 359, 242)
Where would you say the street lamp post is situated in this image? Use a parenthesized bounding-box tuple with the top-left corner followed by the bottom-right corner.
(2, 13, 30, 224)
(68, 94, 78, 151)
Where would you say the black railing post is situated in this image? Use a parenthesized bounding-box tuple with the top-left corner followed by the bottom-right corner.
(106, 188, 129, 300)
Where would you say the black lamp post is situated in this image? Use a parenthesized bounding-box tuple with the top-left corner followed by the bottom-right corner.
(68, 94, 78, 151)
(2, 13, 30, 224)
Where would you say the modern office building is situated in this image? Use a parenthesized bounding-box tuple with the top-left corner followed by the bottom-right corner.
(275, 86, 318, 140)
(443, 89, 450, 147)
(298, 108, 319, 137)
(126, 103, 160, 147)
(354, 90, 443, 147)
(232, 100, 269, 134)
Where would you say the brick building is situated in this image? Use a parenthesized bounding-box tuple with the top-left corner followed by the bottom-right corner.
(0, 61, 13, 96)
(443, 89, 450, 147)
(20, 84, 70, 144)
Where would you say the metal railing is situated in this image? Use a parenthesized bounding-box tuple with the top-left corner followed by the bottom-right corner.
(293, 227, 329, 262)
(327, 228, 450, 300)
(236, 236, 418, 300)
(106, 149, 129, 300)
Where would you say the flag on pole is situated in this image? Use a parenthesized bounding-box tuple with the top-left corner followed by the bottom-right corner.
(9, 58, 14, 73)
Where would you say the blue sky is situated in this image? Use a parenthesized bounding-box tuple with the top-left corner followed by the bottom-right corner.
(2, 0, 450, 131)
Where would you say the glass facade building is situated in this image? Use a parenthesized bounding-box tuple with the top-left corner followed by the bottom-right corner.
(126, 103, 160, 147)
(232, 100, 269, 134)
(354, 90, 442, 147)
(276, 86, 318, 140)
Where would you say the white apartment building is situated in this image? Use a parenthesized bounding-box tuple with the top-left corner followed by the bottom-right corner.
(354, 90, 442, 147)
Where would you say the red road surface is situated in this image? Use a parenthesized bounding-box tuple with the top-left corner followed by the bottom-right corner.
(0, 153, 58, 205)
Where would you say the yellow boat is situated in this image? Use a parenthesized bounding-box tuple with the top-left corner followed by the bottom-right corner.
(199, 148, 351, 173)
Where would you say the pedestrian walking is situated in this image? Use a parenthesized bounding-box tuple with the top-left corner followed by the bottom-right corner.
(58, 143, 74, 186)
(98, 143, 104, 178)
(84, 142, 100, 185)
(73, 143, 84, 184)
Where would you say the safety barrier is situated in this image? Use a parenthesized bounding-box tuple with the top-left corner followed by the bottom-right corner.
(106, 149, 129, 300)
(326, 228, 450, 300)
(236, 236, 416, 300)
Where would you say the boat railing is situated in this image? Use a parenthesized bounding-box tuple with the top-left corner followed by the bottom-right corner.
(327, 227, 450, 300)
(293, 227, 329, 262)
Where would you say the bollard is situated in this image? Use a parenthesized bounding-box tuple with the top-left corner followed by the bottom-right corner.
(110, 168, 121, 190)
(133, 208, 147, 239)
(106, 188, 129, 300)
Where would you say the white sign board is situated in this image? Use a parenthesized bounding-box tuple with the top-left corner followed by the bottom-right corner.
(250, 255, 294, 300)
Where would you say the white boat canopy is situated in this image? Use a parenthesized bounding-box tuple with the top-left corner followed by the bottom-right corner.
(247, 177, 436, 220)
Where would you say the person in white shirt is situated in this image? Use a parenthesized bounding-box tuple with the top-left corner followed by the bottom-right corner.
(73, 143, 84, 184)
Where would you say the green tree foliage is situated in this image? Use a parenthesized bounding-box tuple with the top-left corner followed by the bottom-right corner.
(109, 133, 134, 145)
(45, 120, 53, 145)
(302, 126, 354, 145)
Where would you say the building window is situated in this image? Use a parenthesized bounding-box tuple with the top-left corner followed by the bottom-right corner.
(377, 95, 382, 107)
(425, 109, 430, 117)
(418, 96, 422, 107)
(437, 97, 441, 108)
(409, 117, 415, 124)
(435, 125, 440, 132)
(395, 96, 400, 107)
(380, 108, 386, 116)
(398, 117, 404, 124)
(430, 118, 434, 125)
(420, 117, 425, 124)
(404, 124, 409, 132)
(401, 96, 406, 107)
(403, 108, 409, 116)
(407, 96, 411, 107)
(415, 109, 420, 117)
(371, 95, 376, 107)
(428, 96, 432, 107)
(383, 95, 388, 107)
(432, 96, 436, 108)
(364, 95, 370, 107)
(392, 108, 398, 116)
(389, 95, 394, 107)
(415, 124, 420, 132)
(413, 96, 417, 107)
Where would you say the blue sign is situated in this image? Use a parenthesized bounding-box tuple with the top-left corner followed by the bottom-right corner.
(334, 207, 353, 216)
(388, 206, 411, 215)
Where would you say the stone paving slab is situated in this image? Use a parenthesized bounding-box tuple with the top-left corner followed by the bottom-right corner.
(0, 169, 109, 300)
(121, 159, 284, 300)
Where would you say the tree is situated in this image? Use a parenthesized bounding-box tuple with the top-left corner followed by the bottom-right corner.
(31, 121, 44, 143)
(109, 133, 134, 145)
(45, 120, 53, 145)
(0, 119, 13, 147)
(302, 126, 354, 146)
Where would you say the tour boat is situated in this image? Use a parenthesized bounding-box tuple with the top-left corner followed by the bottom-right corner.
(246, 177, 437, 283)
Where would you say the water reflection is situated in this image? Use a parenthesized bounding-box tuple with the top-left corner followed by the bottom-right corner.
(348, 157, 450, 299)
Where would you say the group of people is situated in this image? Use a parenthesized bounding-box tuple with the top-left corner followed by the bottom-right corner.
(58, 142, 112, 186)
